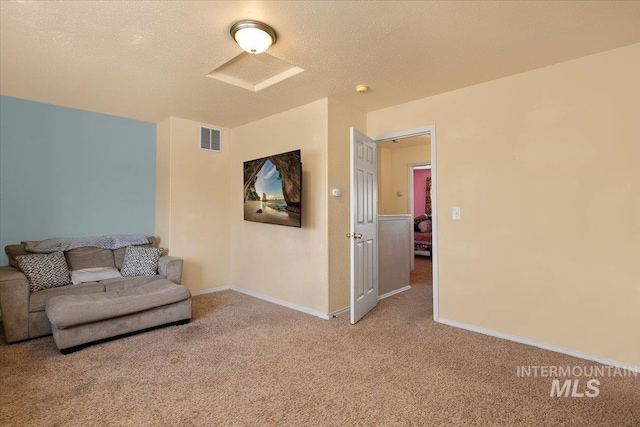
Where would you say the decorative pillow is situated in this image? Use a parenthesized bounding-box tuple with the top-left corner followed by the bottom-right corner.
(414, 214, 428, 231)
(417, 219, 432, 233)
(113, 237, 156, 269)
(71, 267, 123, 285)
(15, 251, 71, 292)
(414, 214, 428, 226)
(120, 246, 164, 277)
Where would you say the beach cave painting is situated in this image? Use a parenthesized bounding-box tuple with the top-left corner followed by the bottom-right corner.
(243, 150, 302, 227)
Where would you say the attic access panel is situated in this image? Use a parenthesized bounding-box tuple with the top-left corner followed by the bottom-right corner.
(207, 52, 304, 92)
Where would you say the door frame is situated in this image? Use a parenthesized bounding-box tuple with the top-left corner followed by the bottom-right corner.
(372, 125, 439, 321)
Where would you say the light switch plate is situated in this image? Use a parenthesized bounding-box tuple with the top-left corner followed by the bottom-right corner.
(453, 207, 461, 220)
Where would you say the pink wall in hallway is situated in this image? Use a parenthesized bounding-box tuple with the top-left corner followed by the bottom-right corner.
(413, 168, 431, 217)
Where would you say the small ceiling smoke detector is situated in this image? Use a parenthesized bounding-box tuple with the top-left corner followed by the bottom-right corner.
(230, 20, 277, 54)
(355, 84, 369, 94)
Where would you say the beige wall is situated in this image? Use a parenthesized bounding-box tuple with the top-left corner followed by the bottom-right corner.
(378, 144, 430, 215)
(155, 117, 231, 293)
(230, 99, 330, 313)
(156, 99, 361, 315)
(367, 43, 640, 366)
(327, 100, 366, 312)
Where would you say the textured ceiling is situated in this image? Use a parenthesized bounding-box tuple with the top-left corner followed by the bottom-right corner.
(1, 1, 640, 128)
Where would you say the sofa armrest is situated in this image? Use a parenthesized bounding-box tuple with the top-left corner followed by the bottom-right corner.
(0, 266, 30, 342)
(158, 256, 183, 284)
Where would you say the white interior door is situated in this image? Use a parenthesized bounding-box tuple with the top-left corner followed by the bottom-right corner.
(350, 128, 378, 324)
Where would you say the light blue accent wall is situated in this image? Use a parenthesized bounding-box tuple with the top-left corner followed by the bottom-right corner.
(0, 96, 156, 265)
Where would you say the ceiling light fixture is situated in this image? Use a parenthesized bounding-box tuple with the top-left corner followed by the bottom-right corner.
(230, 20, 277, 54)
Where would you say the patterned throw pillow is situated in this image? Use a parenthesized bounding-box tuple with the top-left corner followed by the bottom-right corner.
(120, 246, 164, 277)
(414, 214, 428, 226)
(16, 251, 71, 292)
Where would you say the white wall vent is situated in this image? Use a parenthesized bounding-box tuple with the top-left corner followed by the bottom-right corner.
(200, 126, 221, 152)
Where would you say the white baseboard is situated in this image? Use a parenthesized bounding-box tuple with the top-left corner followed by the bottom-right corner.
(191, 286, 232, 296)
(192, 285, 332, 319)
(438, 317, 638, 372)
(229, 286, 332, 320)
(328, 307, 349, 318)
(379, 285, 411, 300)
(191, 285, 413, 321)
(317, 285, 412, 319)
(187, 287, 639, 369)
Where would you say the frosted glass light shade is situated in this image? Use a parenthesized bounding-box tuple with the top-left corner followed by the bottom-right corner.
(230, 21, 277, 54)
(234, 27, 273, 54)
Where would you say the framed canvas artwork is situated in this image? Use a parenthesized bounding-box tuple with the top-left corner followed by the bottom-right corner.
(243, 149, 302, 227)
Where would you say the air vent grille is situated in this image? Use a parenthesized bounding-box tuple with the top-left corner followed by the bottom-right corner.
(200, 126, 221, 152)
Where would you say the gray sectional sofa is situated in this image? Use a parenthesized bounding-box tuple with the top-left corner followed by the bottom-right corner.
(0, 236, 189, 347)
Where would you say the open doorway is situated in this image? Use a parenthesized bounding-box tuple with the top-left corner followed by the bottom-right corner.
(408, 164, 432, 270)
(372, 125, 438, 320)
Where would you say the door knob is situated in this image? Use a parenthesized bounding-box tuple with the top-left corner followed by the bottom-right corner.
(346, 233, 363, 239)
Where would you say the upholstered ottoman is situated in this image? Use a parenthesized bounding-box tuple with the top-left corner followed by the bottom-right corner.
(45, 279, 191, 354)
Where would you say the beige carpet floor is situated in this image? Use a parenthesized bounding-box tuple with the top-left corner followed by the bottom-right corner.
(1, 257, 638, 426)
